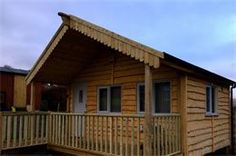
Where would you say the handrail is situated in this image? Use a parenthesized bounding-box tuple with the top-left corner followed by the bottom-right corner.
(1, 112, 181, 156)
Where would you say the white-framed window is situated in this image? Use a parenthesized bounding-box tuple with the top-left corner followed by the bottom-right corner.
(137, 81, 171, 114)
(98, 86, 121, 113)
(206, 85, 217, 115)
(137, 83, 145, 113)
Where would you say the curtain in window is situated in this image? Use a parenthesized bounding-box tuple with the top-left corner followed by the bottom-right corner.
(99, 88, 108, 111)
(155, 82, 170, 113)
(110, 86, 121, 112)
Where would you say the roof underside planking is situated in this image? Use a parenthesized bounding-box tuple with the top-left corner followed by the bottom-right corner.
(25, 12, 235, 86)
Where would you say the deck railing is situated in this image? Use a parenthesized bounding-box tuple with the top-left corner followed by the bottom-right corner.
(1, 112, 181, 155)
(1, 112, 48, 150)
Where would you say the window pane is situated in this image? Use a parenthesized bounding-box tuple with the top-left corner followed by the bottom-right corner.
(99, 88, 108, 111)
(206, 87, 211, 113)
(155, 82, 170, 113)
(79, 90, 83, 103)
(139, 85, 145, 112)
(211, 87, 215, 113)
(110, 86, 121, 112)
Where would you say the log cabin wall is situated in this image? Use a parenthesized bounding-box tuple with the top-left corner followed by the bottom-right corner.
(71, 50, 179, 114)
(186, 76, 230, 155)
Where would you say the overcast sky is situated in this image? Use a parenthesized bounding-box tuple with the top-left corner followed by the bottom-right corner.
(0, 0, 235, 83)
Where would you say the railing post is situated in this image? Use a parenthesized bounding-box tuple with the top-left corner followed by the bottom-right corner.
(144, 64, 153, 156)
(0, 112, 2, 154)
(48, 112, 51, 144)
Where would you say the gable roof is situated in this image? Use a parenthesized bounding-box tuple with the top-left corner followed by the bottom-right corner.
(26, 12, 235, 86)
(0, 65, 29, 75)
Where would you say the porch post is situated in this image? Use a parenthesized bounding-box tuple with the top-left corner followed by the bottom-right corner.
(180, 75, 188, 155)
(0, 112, 2, 154)
(30, 82, 35, 112)
(144, 64, 153, 156)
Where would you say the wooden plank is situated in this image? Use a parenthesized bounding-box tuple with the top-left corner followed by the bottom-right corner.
(144, 64, 153, 156)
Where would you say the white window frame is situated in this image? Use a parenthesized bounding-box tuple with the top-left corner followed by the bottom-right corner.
(97, 85, 121, 113)
(136, 80, 172, 114)
(206, 85, 218, 116)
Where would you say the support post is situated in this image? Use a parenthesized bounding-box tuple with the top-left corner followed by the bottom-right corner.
(144, 65, 153, 156)
(0, 112, 2, 154)
(30, 82, 35, 112)
(180, 75, 188, 155)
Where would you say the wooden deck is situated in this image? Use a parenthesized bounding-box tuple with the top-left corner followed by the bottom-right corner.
(1, 112, 181, 156)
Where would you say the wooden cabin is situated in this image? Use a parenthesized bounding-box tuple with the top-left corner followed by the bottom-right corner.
(0, 66, 30, 111)
(1, 12, 235, 156)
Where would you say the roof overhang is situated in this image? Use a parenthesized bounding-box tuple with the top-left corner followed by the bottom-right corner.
(162, 53, 236, 86)
(26, 12, 164, 85)
(26, 12, 235, 86)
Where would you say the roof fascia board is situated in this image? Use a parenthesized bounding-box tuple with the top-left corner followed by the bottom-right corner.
(25, 24, 69, 84)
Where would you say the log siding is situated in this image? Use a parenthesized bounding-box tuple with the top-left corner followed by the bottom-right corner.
(186, 76, 230, 155)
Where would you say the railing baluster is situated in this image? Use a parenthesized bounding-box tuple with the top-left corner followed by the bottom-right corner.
(24, 115, 28, 146)
(157, 117, 160, 155)
(6, 115, 11, 148)
(87, 115, 90, 150)
(109, 116, 112, 154)
(120, 117, 123, 155)
(13, 115, 17, 147)
(79, 115, 82, 148)
(153, 117, 156, 156)
(91, 116, 94, 151)
(2, 116, 6, 148)
(75, 115, 78, 148)
(100, 116, 103, 152)
(131, 117, 134, 156)
(30, 115, 34, 145)
(45, 114, 48, 143)
(114, 117, 117, 155)
(41, 115, 44, 144)
(19, 115, 23, 147)
(137, 118, 140, 156)
(96, 116, 99, 151)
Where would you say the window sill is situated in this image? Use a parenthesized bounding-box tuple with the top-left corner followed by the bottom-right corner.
(205, 113, 219, 117)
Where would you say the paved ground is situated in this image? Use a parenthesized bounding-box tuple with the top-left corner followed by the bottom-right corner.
(1, 145, 69, 156)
